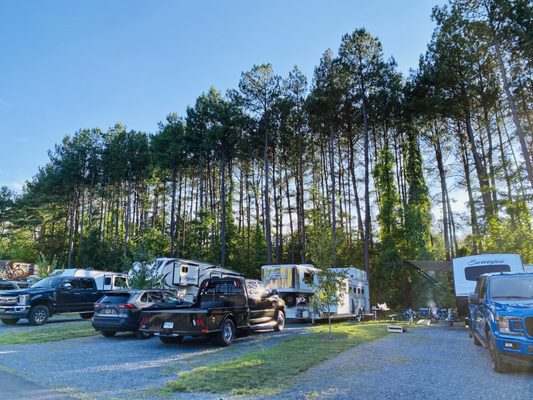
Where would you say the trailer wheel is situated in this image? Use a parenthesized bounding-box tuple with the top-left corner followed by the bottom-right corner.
(274, 311, 285, 332)
(212, 318, 235, 346)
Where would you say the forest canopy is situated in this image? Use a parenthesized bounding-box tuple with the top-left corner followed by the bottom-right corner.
(0, 0, 531, 308)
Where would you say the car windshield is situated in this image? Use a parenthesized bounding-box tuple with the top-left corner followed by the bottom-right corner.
(490, 275, 533, 299)
(30, 277, 63, 289)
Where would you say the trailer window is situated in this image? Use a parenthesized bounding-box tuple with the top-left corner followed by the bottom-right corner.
(104, 277, 112, 286)
(114, 276, 128, 288)
(303, 272, 314, 285)
(182, 266, 189, 274)
(464, 265, 511, 281)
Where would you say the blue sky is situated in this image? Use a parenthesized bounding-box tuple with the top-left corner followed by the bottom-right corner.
(0, 0, 444, 193)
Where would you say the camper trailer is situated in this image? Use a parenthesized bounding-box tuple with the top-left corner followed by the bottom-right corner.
(50, 269, 128, 291)
(261, 264, 369, 320)
(452, 254, 524, 319)
(131, 258, 242, 302)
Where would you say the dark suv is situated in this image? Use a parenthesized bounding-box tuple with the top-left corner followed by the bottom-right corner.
(92, 289, 178, 338)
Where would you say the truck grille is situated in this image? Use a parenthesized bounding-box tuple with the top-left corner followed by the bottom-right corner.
(526, 317, 533, 337)
(0, 296, 18, 305)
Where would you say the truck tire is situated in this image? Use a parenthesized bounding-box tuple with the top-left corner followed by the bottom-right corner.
(489, 334, 510, 373)
(101, 331, 116, 337)
(473, 333, 482, 346)
(1, 318, 19, 325)
(28, 305, 49, 325)
(212, 318, 235, 346)
(159, 336, 183, 344)
(274, 311, 285, 332)
(80, 312, 94, 320)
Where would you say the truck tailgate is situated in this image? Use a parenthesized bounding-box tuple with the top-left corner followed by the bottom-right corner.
(140, 308, 209, 335)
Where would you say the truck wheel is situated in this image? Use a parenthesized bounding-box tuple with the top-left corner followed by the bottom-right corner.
(1, 318, 19, 325)
(473, 333, 482, 346)
(28, 305, 49, 325)
(80, 312, 94, 320)
(212, 318, 235, 346)
(101, 331, 116, 338)
(489, 334, 509, 373)
(159, 336, 183, 344)
(274, 311, 285, 332)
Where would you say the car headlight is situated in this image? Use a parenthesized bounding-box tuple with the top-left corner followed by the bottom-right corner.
(18, 295, 30, 305)
(496, 316, 522, 335)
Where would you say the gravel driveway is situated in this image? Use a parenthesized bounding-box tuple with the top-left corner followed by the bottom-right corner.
(0, 323, 531, 400)
(264, 324, 533, 400)
(0, 322, 312, 400)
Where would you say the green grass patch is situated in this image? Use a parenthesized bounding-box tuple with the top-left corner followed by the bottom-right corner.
(166, 322, 399, 395)
(0, 321, 98, 344)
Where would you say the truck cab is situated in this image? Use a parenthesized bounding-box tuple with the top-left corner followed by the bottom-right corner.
(468, 272, 533, 372)
(0, 271, 127, 325)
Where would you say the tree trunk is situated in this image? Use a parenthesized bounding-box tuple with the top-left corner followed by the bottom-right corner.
(169, 167, 177, 257)
(491, 28, 533, 189)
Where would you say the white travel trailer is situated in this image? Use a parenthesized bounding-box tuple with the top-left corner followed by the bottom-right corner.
(131, 258, 242, 302)
(452, 254, 524, 318)
(261, 264, 369, 320)
(524, 264, 533, 273)
(50, 269, 128, 291)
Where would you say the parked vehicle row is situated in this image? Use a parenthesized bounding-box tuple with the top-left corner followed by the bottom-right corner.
(0, 269, 127, 325)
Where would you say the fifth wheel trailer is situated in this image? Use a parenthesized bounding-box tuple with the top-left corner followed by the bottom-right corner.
(131, 258, 242, 302)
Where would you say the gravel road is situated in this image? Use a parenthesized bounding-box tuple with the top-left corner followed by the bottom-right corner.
(0, 323, 531, 400)
(264, 324, 533, 400)
(0, 322, 312, 400)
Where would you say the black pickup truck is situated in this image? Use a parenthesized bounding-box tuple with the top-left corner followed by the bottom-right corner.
(0, 276, 108, 325)
(139, 277, 285, 346)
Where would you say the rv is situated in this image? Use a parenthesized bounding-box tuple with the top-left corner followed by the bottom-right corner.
(261, 264, 369, 320)
(131, 258, 242, 302)
(49, 269, 128, 291)
(452, 254, 524, 319)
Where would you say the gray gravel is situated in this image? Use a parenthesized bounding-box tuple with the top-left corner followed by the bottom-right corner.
(262, 324, 533, 400)
(0, 323, 531, 400)
(0, 323, 312, 400)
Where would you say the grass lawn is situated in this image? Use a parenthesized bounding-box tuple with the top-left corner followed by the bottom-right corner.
(166, 322, 402, 395)
(0, 321, 98, 344)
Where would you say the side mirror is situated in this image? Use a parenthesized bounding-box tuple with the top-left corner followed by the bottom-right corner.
(468, 293, 479, 304)
(61, 282, 72, 291)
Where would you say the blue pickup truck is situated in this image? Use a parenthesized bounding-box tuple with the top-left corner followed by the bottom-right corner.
(468, 272, 533, 372)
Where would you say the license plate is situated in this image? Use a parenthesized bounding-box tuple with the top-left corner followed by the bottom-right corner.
(163, 322, 174, 329)
(105, 308, 113, 315)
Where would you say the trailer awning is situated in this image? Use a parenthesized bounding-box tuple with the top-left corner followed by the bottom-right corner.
(404, 260, 452, 273)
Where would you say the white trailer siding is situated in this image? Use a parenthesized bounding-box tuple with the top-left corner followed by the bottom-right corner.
(261, 264, 369, 320)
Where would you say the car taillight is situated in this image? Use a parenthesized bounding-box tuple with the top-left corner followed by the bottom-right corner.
(118, 303, 134, 310)
(139, 316, 149, 326)
(192, 317, 207, 327)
